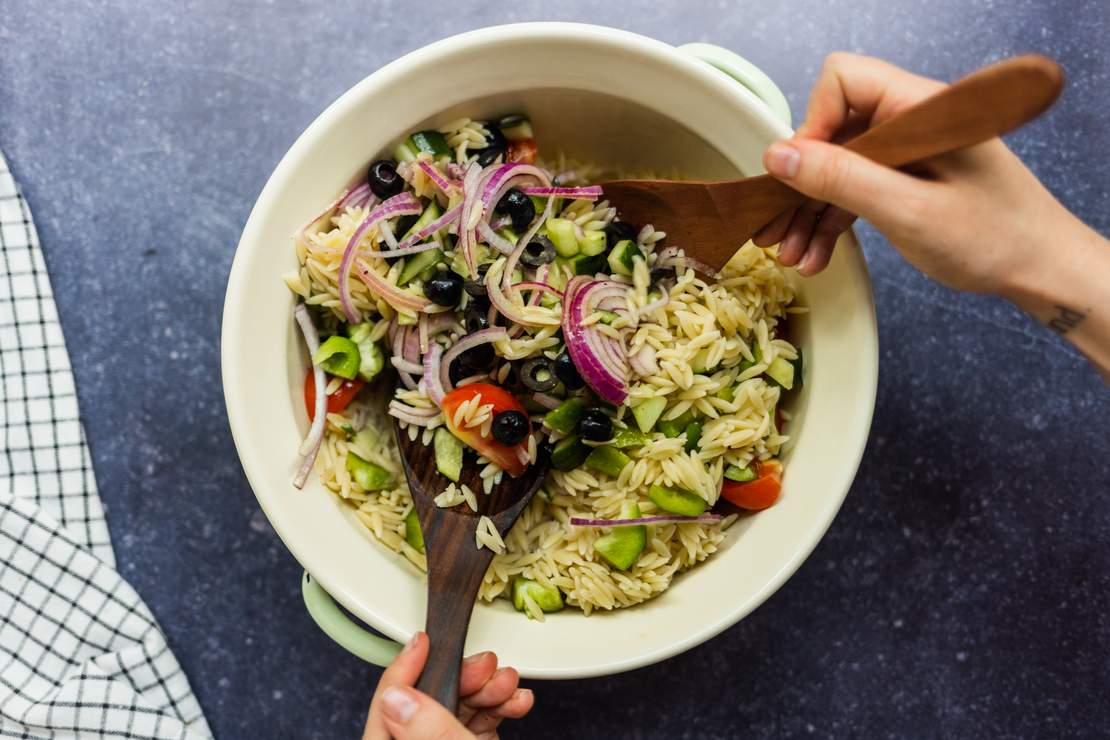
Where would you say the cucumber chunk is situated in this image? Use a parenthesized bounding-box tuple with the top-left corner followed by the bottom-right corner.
(399, 248, 443, 286)
(498, 114, 534, 141)
(631, 396, 667, 433)
(578, 229, 607, 257)
(765, 356, 795, 390)
(546, 218, 579, 257)
(790, 349, 803, 390)
(611, 429, 649, 449)
(683, 421, 702, 453)
(434, 428, 463, 483)
(544, 397, 587, 435)
(607, 239, 643, 276)
(512, 576, 564, 615)
(724, 464, 756, 482)
(594, 502, 646, 570)
(408, 130, 450, 159)
(691, 346, 718, 375)
(571, 252, 607, 276)
(551, 436, 589, 471)
(584, 446, 632, 478)
(401, 201, 443, 242)
(346, 452, 394, 491)
(347, 324, 385, 382)
(657, 410, 695, 439)
(647, 484, 707, 516)
(404, 509, 424, 553)
(393, 140, 419, 163)
(738, 341, 762, 373)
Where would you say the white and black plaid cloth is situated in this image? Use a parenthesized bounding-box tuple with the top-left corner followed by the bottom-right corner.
(0, 151, 211, 739)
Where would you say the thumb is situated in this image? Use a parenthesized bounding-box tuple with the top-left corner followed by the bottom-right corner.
(763, 138, 925, 227)
(380, 685, 474, 740)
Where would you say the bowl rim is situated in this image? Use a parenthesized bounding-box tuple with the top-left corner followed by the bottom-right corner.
(222, 21, 878, 678)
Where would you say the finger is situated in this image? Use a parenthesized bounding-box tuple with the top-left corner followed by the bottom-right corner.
(459, 651, 498, 696)
(460, 667, 520, 709)
(763, 138, 934, 229)
(777, 201, 824, 266)
(465, 689, 535, 738)
(364, 633, 429, 740)
(751, 208, 795, 247)
(380, 685, 475, 740)
(800, 52, 945, 141)
(797, 206, 856, 276)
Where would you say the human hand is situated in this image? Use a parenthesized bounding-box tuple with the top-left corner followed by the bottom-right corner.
(362, 632, 534, 740)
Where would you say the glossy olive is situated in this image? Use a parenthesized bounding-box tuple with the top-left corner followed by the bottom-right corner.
(520, 357, 557, 393)
(367, 160, 404, 199)
(424, 271, 463, 307)
(520, 235, 556, 268)
(577, 407, 613, 442)
(604, 220, 638, 248)
(554, 350, 584, 390)
(492, 410, 529, 446)
(495, 188, 536, 232)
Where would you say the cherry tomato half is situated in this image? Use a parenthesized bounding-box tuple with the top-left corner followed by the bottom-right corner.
(441, 383, 531, 477)
(720, 460, 782, 510)
(304, 370, 364, 422)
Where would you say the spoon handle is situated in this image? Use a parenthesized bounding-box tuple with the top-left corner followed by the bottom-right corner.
(840, 54, 1062, 167)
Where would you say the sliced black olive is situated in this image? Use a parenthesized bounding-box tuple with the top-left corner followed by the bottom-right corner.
(495, 188, 536, 232)
(649, 266, 677, 285)
(463, 263, 492, 304)
(424, 272, 464, 307)
(476, 148, 503, 167)
(520, 357, 557, 393)
(456, 342, 494, 374)
(368, 160, 403, 199)
(604, 220, 638, 248)
(483, 124, 509, 151)
(554, 350, 584, 390)
(520, 235, 556, 268)
(492, 410, 529, 446)
(464, 304, 489, 334)
(577, 407, 613, 442)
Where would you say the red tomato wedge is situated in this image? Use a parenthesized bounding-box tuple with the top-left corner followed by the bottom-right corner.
(507, 138, 537, 165)
(441, 383, 531, 477)
(720, 460, 783, 510)
(304, 370, 364, 422)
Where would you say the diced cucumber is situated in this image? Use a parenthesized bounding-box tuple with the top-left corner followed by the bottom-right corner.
(657, 410, 695, 439)
(511, 576, 563, 615)
(584, 446, 632, 478)
(738, 341, 762, 373)
(631, 396, 667, 433)
(546, 218, 579, 257)
(529, 195, 562, 216)
(571, 252, 607, 276)
(715, 384, 734, 402)
(350, 426, 379, 459)
(594, 501, 646, 570)
(347, 324, 384, 382)
(404, 509, 424, 553)
(396, 311, 418, 326)
(724, 464, 756, 482)
(790, 349, 804, 390)
(399, 248, 443, 286)
(498, 114, 533, 141)
(607, 239, 643, 276)
(434, 428, 463, 483)
(647, 484, 707, 516)
(313, 336, 361, 380)
(544, 397, 587, 435)
(496, 226, 519, 245)
(393, 140, 418, 163)
(401, 201, 442, 243)
(578, 229, 607, 257)
(692, 346, 718, 375)
(765, 356, 795, 390)
(408, 130, 450, 159)
(551, 436, 589, 471)
(611, 429, 648, 449)
(683, 421, 702, 453)
(346, 452, 394, 491)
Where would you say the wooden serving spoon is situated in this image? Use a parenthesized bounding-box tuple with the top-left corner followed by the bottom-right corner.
(601, 54, 1064, 273)
(393, 419, 548, 712)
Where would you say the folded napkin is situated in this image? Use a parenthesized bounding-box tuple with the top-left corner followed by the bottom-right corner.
(0, 151, 211, 739)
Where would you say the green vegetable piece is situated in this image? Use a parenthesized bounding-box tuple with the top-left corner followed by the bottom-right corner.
(347, 324, 385, 382)
(715, 384, 734, 402)
(724, 464, 756, 482)
(765, 356, 795, 390)
(631, 396, 667, 433)
(313, 335, 361, 380)
(594, 501, 646, 570)
(571, 252, 607, 276)
(511, 576, 564, 615)
(546, 218, 579, 257)
(434, 428, 463, 483)
(584, 446, 632, 478)
(399, 248, 444, 286)
(647, 484, 707, 516)
(551, 436, 589, 471)
(691, 346, 718, 375)
(404, 509, 424, 553)
(683, 421, 702, 453)
(401, 201, 443, 242)
(346, 452, 394, 491)
(578, 229, 607, 257)
(498, 114, 533, 141)
(738, 341, 762, 373)
(607, 239, 643, 276)
(544, 397, 587, 435)
(393, 139, 418, 163)
(611, 429, 648, 449)
(790, 349, 804, 390)
(408, 130, 450, 158)
(657, 410, 695, 439)
(596, 310, 619, 324)
(351, 426, 379, 457)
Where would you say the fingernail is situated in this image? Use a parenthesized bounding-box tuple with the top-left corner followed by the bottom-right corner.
(401, 631, 422, 653)
(765, 142, 801, 179)
(464, 650, 492, 664)
(515, 688, 533, 701)
(382, 686, 419, 723)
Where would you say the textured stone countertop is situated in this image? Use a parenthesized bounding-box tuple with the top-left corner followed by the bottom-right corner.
(1, 1, 1107, 738)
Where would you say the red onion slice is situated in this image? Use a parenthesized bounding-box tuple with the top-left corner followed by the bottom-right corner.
(439, 327, 508, 391)
(562, 277, 630, 404)
(336, 182, 372, 211)
(338, 192, 422, 322)
(423, 344, 447, 405)
(570, 513, 722, 527)
(396, 202, 462, 251)
(293, 304, 327, 488)
(416, 159, 458, 197)
(520, 185, 603, 200)
(531, 392, 562, 410)
(354, 259, 430, 315)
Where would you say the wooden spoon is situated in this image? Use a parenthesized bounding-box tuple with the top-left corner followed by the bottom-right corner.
(393, 419, 548, 712)
(601, 54, 1064, 273)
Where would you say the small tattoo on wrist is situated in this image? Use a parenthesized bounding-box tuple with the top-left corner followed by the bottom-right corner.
(1048, 305, 1086, 335)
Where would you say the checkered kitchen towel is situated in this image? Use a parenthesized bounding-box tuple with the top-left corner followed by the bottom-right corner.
(0, 151, 211, 739)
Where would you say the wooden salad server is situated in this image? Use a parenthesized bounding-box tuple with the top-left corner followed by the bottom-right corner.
(393, 419, 548, 712)
(601, 54, 1063, 273)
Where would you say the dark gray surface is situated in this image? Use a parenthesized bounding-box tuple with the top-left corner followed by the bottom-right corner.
(2, 1, 1108, 738)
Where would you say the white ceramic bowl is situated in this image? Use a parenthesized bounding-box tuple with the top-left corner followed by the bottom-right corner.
(222, 22, 877, 679)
